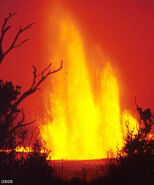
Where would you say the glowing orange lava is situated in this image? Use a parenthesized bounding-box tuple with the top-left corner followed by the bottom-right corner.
(40, 7, 138, 160)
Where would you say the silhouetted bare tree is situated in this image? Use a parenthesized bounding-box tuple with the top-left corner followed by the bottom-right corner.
(0, 12, 34, 63)
(0, 13, 63, 149)
(0, 63, 63, 150)
(0, 12, 64, 185)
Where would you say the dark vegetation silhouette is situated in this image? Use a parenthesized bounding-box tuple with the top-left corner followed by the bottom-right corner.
(0, 13, 153, 185)
(90, 103, 154, 185)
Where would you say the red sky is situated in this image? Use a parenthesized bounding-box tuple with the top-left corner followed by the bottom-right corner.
(0, 0, 154, 115)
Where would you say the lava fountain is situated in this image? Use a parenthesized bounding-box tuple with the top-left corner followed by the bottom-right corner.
(40, 7, 138, 160)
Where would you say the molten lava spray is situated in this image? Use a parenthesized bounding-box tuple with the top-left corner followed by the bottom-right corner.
(40, 7, 138, 160)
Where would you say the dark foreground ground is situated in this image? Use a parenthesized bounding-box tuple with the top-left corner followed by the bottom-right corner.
(48, 157, 154, 185)
(0, 152, 153, 185)
(51, 158, 111, 182)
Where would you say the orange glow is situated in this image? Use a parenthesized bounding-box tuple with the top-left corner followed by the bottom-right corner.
(148, 133, 153, 140)
(0, 146, 31, 153)
(40, 7, 138, 160)
(15, 146, 32, 153)
(122, 110, 139, 136)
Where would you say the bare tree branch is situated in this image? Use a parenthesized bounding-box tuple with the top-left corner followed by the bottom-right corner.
(17, 108, 25, 125)
(9, 120, 35, 134)
(13, 39, 29, 48)
(0, 12, 16, 41)
(8, 60, 63, 133)
(0, 12, 34, 64)
(3, 23, 34, 57)
(10, 60, 63, 115)
(8, 108, 35, 134)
